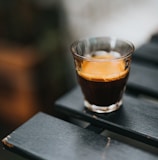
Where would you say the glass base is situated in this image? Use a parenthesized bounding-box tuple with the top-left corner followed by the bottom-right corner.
(84, 99, 122, 113)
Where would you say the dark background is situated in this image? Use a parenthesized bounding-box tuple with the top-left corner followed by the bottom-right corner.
(0, 1, 76, 159)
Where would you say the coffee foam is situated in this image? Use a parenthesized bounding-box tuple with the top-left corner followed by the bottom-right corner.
(78, 54, 128, 82)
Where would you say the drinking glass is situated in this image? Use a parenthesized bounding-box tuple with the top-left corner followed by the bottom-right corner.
(71, 37, 134, 113)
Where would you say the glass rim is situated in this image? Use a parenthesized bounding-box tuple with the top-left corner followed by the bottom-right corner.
(70, 36, 135, 62)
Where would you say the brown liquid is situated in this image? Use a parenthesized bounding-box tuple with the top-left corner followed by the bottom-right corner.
(77, 54, 129, 106)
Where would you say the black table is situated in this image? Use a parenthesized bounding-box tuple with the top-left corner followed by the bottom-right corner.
(54, 38, 158, 158)
(2, 38, 158, 159)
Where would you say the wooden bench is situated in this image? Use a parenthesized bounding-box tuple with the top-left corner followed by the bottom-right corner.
(2, 37, 158, 159)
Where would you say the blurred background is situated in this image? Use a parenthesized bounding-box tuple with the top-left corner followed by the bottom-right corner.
(0, 0, 158, 159)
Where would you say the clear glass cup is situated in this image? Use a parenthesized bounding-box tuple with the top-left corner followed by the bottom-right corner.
(71, 37, 134, 113)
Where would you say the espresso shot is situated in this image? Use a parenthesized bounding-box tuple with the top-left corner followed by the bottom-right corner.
(71, 37, 134, 113)
(77, 69, 129, 107)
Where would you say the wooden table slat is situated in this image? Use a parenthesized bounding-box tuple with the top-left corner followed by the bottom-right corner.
(55, 87, 158, 147)
(2, 112, 158, 160)
(127, 62, 158, 98)
(133, 42, 158, 66)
